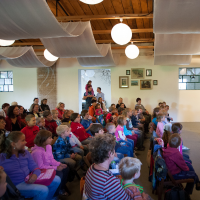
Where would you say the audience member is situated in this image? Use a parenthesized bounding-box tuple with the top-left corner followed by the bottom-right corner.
(85, 134, 131, 199)
(70, 113, 91, 145)
(43, 110, 58, 137)
(95, 103, 103, 116)
(40, 98, 50, 111)
(163, 134, 200, 194)
(51, 110, 61, 126)
(119, 157, 152, 200)
(0, 131, 61, 200)
(11, 102, 18, 106)
(55, 102, 65, 120)
(96, 87, 105, 101)
(155, 114, 165, 138)
(88, 99, 97, 122)
(5, 106, 23, 131)
(31, 130, 69, 197)
(53, 125, 82, 170)
(18, 105, 27, 126)
(83, 85, 94, 110)
(36, 117, 46, 130)
(29, 103, 41, 118)
(21, 114, 39, 148)
(97, 97, 107, 112)
(85, 80, 94, 96)
(62, 110, 71, 123)
(30, 98, 42, 112)
(81, 110, 93, 136)
(0, 116, 6, 137)
(0, 103, 10, 117)
(111, 104, 116, 108)
(106, 107, 118, 123)
(116, 98, 126, 109)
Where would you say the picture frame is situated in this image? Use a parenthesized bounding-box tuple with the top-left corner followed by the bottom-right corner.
(146, 69, 152, 76)
(131, 68, 144, 79)
(119, 76, 129, 88)
(126, 70, 130, 75)
(153, 80, 158, 85)
(131, 80, 138, 86)
(140, 79, 152, 90)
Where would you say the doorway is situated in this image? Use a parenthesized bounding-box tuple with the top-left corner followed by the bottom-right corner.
(78, 69, 111, 112)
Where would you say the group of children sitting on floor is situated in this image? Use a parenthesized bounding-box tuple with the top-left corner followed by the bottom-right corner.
(0, 99, 199, 200)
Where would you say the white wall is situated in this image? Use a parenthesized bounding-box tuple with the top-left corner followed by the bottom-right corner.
(1, 55, 200, 122)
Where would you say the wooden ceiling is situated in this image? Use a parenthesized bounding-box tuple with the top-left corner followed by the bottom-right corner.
(16, 0, 154, 47)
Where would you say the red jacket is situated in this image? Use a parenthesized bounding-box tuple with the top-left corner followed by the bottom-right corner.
(163, 147, 189, 175)
(21, 125, 39, 148)
(71, 122, 90, 142)
(45, 119, 58, 137)
(5, 116, 22, 131)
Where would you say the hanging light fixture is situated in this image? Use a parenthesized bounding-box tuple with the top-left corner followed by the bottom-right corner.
(125, 42, 139, 59)
(111, 19, 132, 45)
(44, 49, 59, 62)
(79, 0, 103, 5)
(0, 39, 15, 46)
(180, 68, 186, 75)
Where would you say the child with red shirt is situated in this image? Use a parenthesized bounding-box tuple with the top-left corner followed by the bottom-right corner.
(21, 114, 39, 148)
(106, 107, 118, 123)
(70, 113, 92, 145)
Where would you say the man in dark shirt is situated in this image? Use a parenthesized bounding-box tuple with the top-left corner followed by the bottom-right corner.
(83, 85, 94, 110)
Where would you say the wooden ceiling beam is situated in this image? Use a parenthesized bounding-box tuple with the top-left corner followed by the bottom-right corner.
(12, 39, 154, 46)
(56, 13, 153, 21)
(93, 28, 153, 34)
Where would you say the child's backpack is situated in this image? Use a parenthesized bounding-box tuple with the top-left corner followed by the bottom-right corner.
(164, 186, 190, 200)
(2, 175, 25, 200)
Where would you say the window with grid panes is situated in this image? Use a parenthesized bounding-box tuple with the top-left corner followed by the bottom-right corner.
(0, 71, 13, 92)
(179, 68, 200, 90)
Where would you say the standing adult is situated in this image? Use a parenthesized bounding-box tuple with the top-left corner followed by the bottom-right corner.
(83, 85, 94, 110)
(135, 98, 151, 124)
(0, 103, 10, 117)
(116, 98, 126, 109)
(5, 106, 23, 131)
(96, 87, 105, 101)
(55, 102, 65, 120)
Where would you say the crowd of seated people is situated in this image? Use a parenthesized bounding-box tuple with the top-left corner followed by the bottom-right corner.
(0, 97, 199, 200)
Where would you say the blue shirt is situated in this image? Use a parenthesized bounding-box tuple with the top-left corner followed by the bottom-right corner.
(81, 119, 93, 136)
(96, 92, 105, 101)
(152, 117, 158, 126)
(131, 115, 139, 127)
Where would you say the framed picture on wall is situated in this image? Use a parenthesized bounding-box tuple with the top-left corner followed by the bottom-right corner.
(146, 69, 152, 76)
(131, 68, 144, 79)
(126, 70, 130, 75)
(153, 80, 158, 85)
(140, 79, 152, 90)
(119, 76, 129, 88)
(131, 80, 138, 86)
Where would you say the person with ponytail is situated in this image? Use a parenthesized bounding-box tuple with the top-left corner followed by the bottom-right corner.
(0, 131, 61, 200)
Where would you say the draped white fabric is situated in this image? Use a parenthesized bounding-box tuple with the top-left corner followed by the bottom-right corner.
(154, 55, 192, 65)
(0, 47, 56, 68)
(77, 47, 120, 67)
(154, 0, 200, 34)
(41, 22, 111, 58)
(154, 34, 200, 55)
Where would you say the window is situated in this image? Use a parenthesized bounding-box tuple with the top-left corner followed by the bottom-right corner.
(179, 68, 200, 90)
(0, 71, 13, 92)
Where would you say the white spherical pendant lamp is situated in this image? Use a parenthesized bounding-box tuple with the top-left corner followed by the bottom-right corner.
(180, 68, 186, 75)
(79, 0, 103, 5)
(44, 49, 58, 62)
(111, 19, 132, 45)
(125, 42, 139, 59)
(0, 39, 15, 46)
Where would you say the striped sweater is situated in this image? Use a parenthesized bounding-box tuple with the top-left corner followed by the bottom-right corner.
(85, 164, 130, 200)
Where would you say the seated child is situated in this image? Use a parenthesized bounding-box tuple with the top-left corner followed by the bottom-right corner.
(43, 110, 58, 137)
(111, 115, 118, 126)
(111, 104, 116, 109)
(81, 110, 93, 136)
(119, 157, 152, 200)
(106, 107, 118, 123)
(95, 103, 103, 116)
(131, 109, 144, 132)
(70, 113, 92, 145)
(62, 110, 71, 123)
(36, 117, 46, 130)
(0, 169, 7, 198)
(106, 123, 133, 157)
(53, 125, 82, 170)
(163, 134, 200, 194)
(155, 114, 165, 138)
(51, 110, 61, 126)
(21, 114, 39, 148)
(123, 108, 144, 151)
(31, 130, 69, 197)
(165, 105, 173, 122)
(85, 80, 94, 95)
